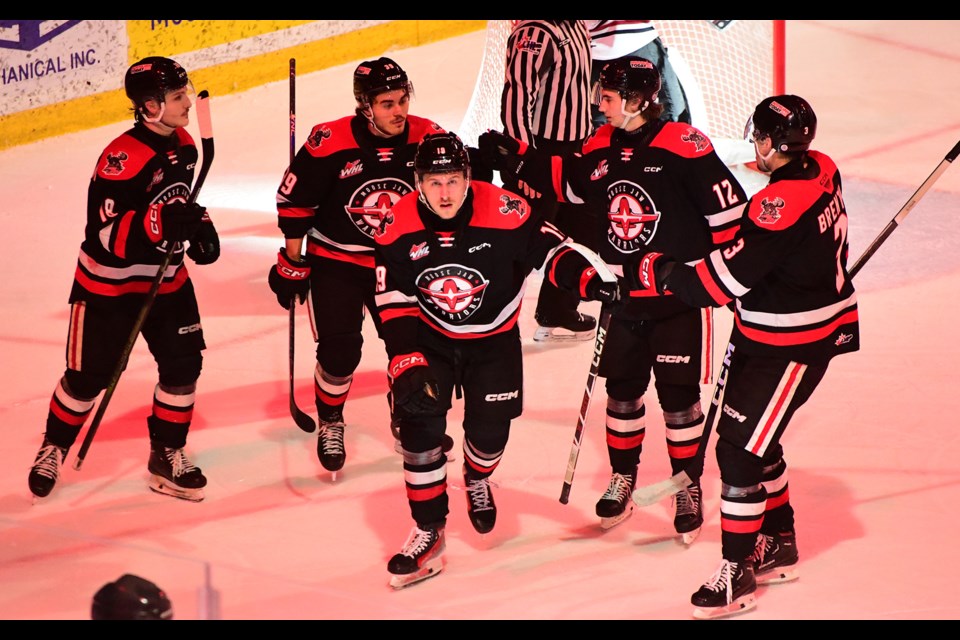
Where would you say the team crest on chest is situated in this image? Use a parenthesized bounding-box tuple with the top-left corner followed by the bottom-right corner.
(344, 178, 413, 238)
(417, 264, 489, 322)
(605, 180, 660, 253)
(758, 196, 784, 224)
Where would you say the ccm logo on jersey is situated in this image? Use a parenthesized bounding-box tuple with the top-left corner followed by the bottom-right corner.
(178, 323, 202, 335)
(468, 242, 491, 253)
(485, 390, 519, 402)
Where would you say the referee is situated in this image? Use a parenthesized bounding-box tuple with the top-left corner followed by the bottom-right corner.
(500, 19, 598, 343)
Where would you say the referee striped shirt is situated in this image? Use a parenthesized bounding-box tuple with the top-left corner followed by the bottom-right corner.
(500, 20, 593, 146)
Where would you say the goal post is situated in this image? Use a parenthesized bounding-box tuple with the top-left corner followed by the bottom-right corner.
(458, 19, 786, 171)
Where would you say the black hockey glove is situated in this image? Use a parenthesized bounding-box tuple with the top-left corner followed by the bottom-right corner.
(478, 130, 527, 176)
(267, 248, 311, 310)
(389, 353, 441, 418)
(186, 211, 220, 265)
(582, 267, 622, 305)
(145, 201, 205, 244)
(623, 252, 675, 295)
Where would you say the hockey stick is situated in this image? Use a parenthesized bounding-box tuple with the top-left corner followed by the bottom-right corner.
(74, 90, 215, 471)
(849, 138, 960, 279)
(287, 58, 317, 433)
(632, 137, 960, 506)
(559, 306, 613, 504)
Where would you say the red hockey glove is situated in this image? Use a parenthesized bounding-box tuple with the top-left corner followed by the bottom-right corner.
(624, 252, 674, 295)
(388, 353, 441, 417)
(267, 248, 310, 310)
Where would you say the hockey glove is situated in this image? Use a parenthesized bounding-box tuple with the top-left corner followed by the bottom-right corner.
(186, 211, 220, 265)
(478, 130, 528, 177)
(145, 201, 205, 244)
(581, 267, 621, 304)
(267, 248, 311, 310)
(389, 353, 441, 418)
(624, 252, 674, 295)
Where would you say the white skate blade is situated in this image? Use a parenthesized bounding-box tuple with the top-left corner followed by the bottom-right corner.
(532, 326, 595, 343)
(600, 503, 634, 530)
(756, 565, 799, 585)
(149, 476, 205, 502)
(679, 527, 701, 545)
(389, 561, 444, 589)
(692, 592, 757, 620)
(632, 471, 693, 507)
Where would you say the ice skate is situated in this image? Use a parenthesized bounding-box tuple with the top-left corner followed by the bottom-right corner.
(391, 419, 454, 461)
(532, 312, 597, 343)
(28, 438, 68, 501)
(595, 471, 636, 530)
(317, 414, 345, 478)
(387, 524, 445, 589)
(673, 481, 703, 544)
(749, 532, 799, 585)
(148, 441, 207, 502)
(691, 559, 757, 619)
(463, 466, 497, 534)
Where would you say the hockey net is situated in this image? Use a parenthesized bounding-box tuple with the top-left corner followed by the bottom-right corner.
(458, 20, 784, 170)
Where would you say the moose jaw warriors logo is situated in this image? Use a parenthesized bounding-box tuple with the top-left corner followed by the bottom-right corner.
(345, 178, 414, 238)
(306, 126, 332, 150)
(758, 196, 784, 224)
(498, 194, 527, 219)
(416, 264, 489, 323)
(102, 151, 129, 176)
(681, 128, 710, 152)
(605, 180, 660, 253)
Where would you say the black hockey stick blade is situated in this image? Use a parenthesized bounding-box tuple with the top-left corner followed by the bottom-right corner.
(632, 471, 693, 507)
(289, 305, 316, 433)
(74, 91, 215, 471)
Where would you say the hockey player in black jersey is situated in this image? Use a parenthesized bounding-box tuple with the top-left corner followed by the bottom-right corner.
(375, 132, 617, 588)
(481, 56, 747, 537)
(623, 95, 860, 618)
(28, 57, 216, 502)
(269, 57, 456, 478)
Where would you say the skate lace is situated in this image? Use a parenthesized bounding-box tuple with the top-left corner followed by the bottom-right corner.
(673, 484, 701, 517)
(32, 444, 64, 480)
(318, 422, 345, 455)
(702, 560, 739, 598)
(601, 473, 634, 502)
(750, 533, 774, 565)
(465, 476, 494, 512)
(164, 448, 199, 478)
(400, 527, 437, 558)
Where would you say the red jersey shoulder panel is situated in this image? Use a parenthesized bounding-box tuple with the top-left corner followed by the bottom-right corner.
(95, 133, 154, 181)
(582, 125, 614, 154)
(375, 191, 424, 245)
(470, 182, 530, 230)
(303, 116, 356, 157)
(649, 122, 715, 158)
(406, 115, 446, 143)
(174, 127, 195, 147)
(746, 151, 838, 230)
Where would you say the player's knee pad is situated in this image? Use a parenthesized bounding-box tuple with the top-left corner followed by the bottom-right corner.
(605, 378, 649, 402)
(63, 369, 107, 400)
(606, 395, 643, 416)
(400, 415, 447, 459)
(157, 352, 202, 388)
(316, 332, 363, 375)
(716, 437, 764, 488)
(463, 416, 510, 453)
(654, 382, 701, 413)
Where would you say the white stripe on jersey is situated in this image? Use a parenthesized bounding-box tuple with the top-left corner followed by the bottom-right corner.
(737, 293, 858, 328)
(78, 248, 181, 280)
(708, 250, 750, 298)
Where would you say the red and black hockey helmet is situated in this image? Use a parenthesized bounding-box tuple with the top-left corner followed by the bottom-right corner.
(414, 132, 470, 181)
(91, 574, 173, 620)
(353, 57, 413, 109)
(592, 55, 661, 108)
(124, 57, 190, 110)
(747, 95, 817, 153)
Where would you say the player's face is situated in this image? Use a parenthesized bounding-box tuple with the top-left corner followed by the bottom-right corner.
(159, 87, 193, 129)
(598, 89, 626, 127)
(369, 88, 410, 137)
(420, 171, 468, 219)
(752, 132, 775, 172)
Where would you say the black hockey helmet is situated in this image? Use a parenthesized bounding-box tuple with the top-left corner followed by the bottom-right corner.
(746, 95, 817, 153)
(592, 55, 661, 109)
(353, 57, 413, 109)
(124, 57, 190, 110)
(414, 132, 470, 181)
(91, 574, 173, 620)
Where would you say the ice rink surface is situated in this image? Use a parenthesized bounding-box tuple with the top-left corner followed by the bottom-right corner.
(1, 20, 959, 620)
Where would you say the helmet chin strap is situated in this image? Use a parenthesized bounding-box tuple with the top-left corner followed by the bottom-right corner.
(617, 100, 647, 130)
(362, 106, 394, 138)
(142, 102, 165, 124)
